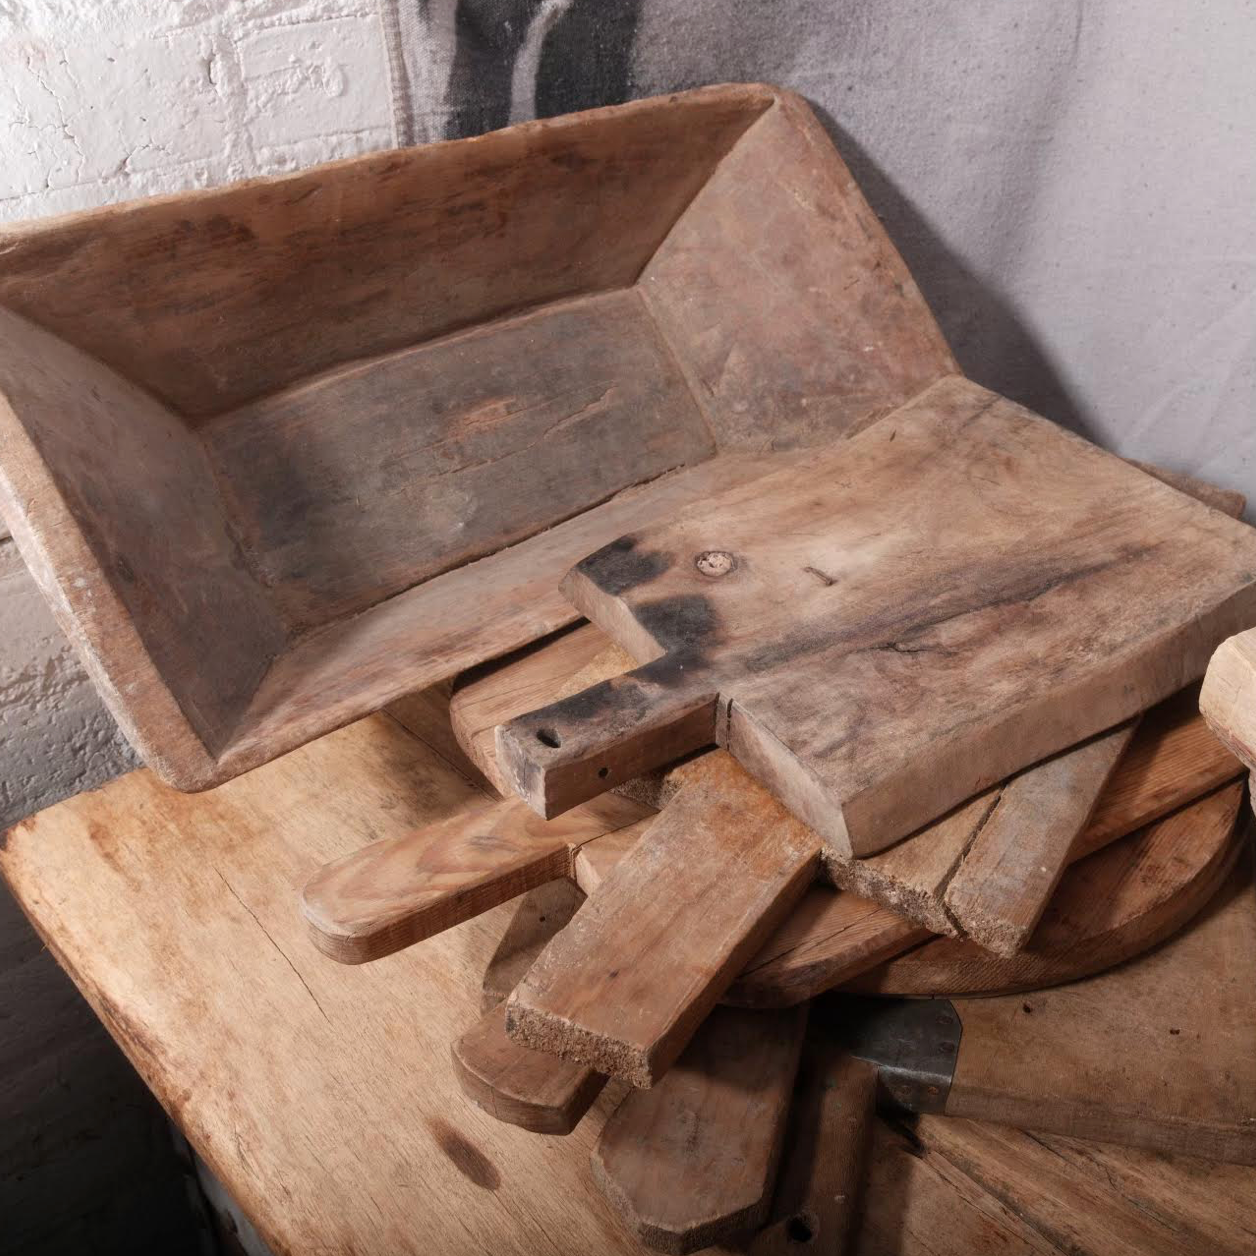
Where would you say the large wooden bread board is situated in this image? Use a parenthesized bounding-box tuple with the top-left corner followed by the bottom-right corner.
(495, 377, 1256, 857)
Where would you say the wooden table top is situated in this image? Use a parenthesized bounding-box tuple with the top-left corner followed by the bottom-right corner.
(4, 692, 1256, 1256)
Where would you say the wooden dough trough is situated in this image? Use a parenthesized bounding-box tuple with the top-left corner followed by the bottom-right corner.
(0, 83, 956, 790)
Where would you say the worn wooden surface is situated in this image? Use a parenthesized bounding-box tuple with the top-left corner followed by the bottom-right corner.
(453, 1002, 606, 1136)
(481, 880, 585, 1013)
(302, 793, 651, 964)
(506, 755, 818, 1087)
(5, 707, 1256, 1254)
(498, 376, 1256, 856)
(434, 626, 1246, 1018)
(939, 730, 1132, 955)
(591, 1004, 807, 1253)
(740, 1044, 877, 1256)
(940, 843, 1256, 1163)
(855, 781, 1244, 996)
(1081, 685, 1242, 852)
(0, 84, 955, 794)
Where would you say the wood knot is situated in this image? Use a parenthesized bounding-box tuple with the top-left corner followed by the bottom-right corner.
(694, 550, 737, 578)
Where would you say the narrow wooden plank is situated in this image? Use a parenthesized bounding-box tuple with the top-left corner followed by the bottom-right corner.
(452, 1003, 606, 1136)
(506, 755, 818, 1087)
(828, 792, 1000, 935)
(726, 888, 928, 1009)
(591, 1004, 807, 1253)
(856, 781, 1244, 997)
(942, 727, 1133, 955)
(450, 624, 614, 795)
(495, 659, 719, 820)
(481, 880, 585, 1013)
(832, 693, 1240, 939)
(746, 1044, 878, 1255)
(301, 793, 651, 963)
(1083, 685, 1243, 852)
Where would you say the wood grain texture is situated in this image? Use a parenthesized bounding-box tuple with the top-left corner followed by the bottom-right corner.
(451, 623, 694, 806)
(725, 887, 928, 1009)
(301, 793, 652, 963)
(443, 636, 1244, 1012)
(1201, 631, 1256, 777)
(506, 754, 818, 1087)
(481, 880, 585, 1013)
(1, 83, 958, 794)
(452, 1002, 606, 1136)
(204, 290, 715, 632)
(0, 306, 282, 786)
(450, 624, 615, 795)
(500, 376, 1256, 856)
(941, 847, 1256, 1163)
(743, 1044, 877, 1255)
(0, 86, 769, 418)
(941, 728, 1133, 955)
(1080, 685, 1243, 854)
(852, 781, 1244, 996)
(218, 453, 804, 789)
(7, 701, 1256, 1256)
(639, 89, 957, 451)
(902, 1113, 1256, 1256)
(590, 1004, 807, 1253)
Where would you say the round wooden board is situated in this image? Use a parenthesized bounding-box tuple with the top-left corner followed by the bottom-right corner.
(843, 780, 1246, 998)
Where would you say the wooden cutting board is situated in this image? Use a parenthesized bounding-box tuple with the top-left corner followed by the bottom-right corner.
(494, 376, 1256, 858)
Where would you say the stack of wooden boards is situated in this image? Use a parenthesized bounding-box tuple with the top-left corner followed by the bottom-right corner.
(303, 431, 1256, 1251)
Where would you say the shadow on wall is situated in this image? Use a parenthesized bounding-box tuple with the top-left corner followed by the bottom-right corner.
(432, 0, 1089, 441)
(805, 102, 1093, 441)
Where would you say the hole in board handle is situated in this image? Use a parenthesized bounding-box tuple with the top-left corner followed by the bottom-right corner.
(536, 728, 561, 749)
(786, 1212, 817, 1244)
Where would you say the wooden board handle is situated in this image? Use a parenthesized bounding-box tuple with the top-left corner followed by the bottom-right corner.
(495, 659, 719, 818)
(301, 795, 649, 964)
(748, 1045, 878, 1256)
(452, 1003, 606, 1135)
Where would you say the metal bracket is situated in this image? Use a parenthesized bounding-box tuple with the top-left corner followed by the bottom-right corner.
(812, 995, 962, 1115)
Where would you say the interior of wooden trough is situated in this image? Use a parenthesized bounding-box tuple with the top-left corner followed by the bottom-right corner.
(0, 83, 956, 787)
